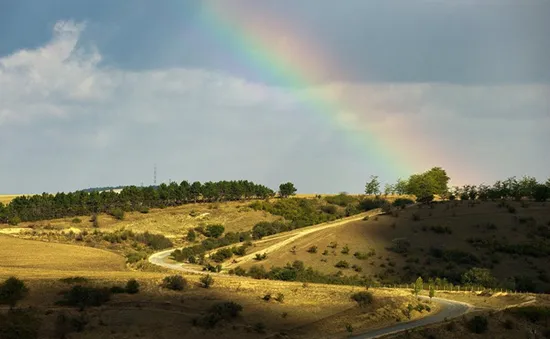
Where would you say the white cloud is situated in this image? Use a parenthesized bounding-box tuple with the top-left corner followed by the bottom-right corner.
(0, 20, 548, 193)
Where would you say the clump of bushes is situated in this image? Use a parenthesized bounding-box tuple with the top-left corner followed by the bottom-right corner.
(109, 208, 125, 220)
(307, 246, 318, 253)
(467, 315, 488, 334)
(351, 291, 374, 308)
(335, 260, 350, 269)
(200, 275, 214, 289)
(0, 277, 29, 308)
(192, 301, 243, 329)
(56, 286, 111, 310)
(125, 279, 140, 294)
(254, 253, 268, 261)
(341, 245, 350, 254)
(161, 275, 188, 291)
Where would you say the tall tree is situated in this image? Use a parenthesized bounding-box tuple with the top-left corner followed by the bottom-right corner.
(364, 175, 381, 195)
(413, 276, 423, 296)
(279, 182, 297, 198)
(394, 178, 408, 195)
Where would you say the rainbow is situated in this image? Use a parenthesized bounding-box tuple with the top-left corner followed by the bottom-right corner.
(197, 2, 480, 184)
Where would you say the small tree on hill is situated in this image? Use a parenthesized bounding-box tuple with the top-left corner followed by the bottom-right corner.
(200, 274, 215, 289)
(0, 277, 29, 309)
(429, 285, 435, 300)
(365, 176, 381, 195)
(413, 276, 423, 296)
(279, 182, 297, 198)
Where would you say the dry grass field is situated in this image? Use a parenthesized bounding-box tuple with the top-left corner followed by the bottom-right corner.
(228, 200, 550, 293)
(11, 201, 278, 237)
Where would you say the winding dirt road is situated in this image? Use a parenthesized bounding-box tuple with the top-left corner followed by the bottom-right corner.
(351, 296, 472, 339)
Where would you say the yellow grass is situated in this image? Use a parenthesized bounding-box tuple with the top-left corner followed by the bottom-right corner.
(0, 234, 125, 275)
(15, 201, 278, 237)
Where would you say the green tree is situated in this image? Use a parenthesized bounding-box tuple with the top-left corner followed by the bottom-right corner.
(533, 184, 550, 202)
(429, 285, 435, 300)
(125, 279, 140, 294)
(0, 277, 29, 309)
(413, 276, 423, 296)
(383, 183, 394, 196)
(364, 175, 381, 195)
(461, 268, 496, 288)
(394, 178, 408, 195)
(406, 167, 450, 198)
(279, 182, 297, 198)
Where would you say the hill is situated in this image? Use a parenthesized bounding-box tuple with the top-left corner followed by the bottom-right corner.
(222, 200, 550, 293)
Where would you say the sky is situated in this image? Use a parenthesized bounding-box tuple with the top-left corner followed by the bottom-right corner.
(0, 0, 549, 194)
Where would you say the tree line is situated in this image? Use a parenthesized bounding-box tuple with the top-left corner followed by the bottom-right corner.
(0, 180, 280, 224)
(366, 167, 550, 202)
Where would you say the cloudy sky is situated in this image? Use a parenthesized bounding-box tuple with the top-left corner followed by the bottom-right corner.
(1, 0, 549, 194)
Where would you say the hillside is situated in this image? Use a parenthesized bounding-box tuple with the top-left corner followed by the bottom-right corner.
(225, 200, 550, 293)
(0, 234, 441, 339)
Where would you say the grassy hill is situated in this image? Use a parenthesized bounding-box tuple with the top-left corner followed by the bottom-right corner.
(229, 200, 550, 293)
(0, 234, 442, 339)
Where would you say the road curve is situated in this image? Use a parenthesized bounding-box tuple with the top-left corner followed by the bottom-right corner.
(351, 296, 472, 339)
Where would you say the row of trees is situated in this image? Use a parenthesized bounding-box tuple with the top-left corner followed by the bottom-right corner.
(365, 167, 450, 201)
(0, 180, 298, 224)
(366, 167, 550, 202)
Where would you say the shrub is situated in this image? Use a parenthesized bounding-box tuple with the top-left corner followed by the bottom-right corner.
(110, 286, 126, 294)
(56, 286, 111, 310)
(503, 319, 515, 329)
(138, 206, 149, 214)
(328, 241, 338, 249)
(0, 277, 29, 308)
(351, 291, 374, 308)
(205, 224, 225, 238)
(193, 301, 243, 329)
(200, 275, 214, 289)
(71, 217, 82, 224)
(341, 245, 350, 254)
(507, 205, 516, 214)
(186, 229, 196, 242)
(335, 260, 350, 269)
(126, 251, 147, 264)
(275, 293, 285, 303)
(262, 294, 272, 301)
(110, 208, 125, 220)
(412, 213, 421, 221)
(508, 306, 550, 323)
(307, 246, 318, 253)
(352, 264, 362, 272)
(161, 275, 188, 291)
(345, 323, 354, 334)
(125, 279, 140, 294)
(393, 198, 415, 207)
(467, 316, 488, 334)
(254, 253, 267, 261)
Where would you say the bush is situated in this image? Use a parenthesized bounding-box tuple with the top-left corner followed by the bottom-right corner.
(307, 246, 318, 253)
(110, 285, 126, 294)
(467, 316, 488, 333)
(262, 294, 272, 301)
(341, 245, 350, 254)
(507, 205, 517, 214)
(275, 293, 285, 303)
(161, 275, 188, 291)
(186, 229, 196, 242)
(56, 285, 111, 310)
(71, 217, 82, 224)
(335, 260, 350, 269)
(126, 251, 147, 264)
(254, 253, 267, 261)
(125, 279, 140, 294)
(138, 206, 149, 214)
(200, 275, 214, 288)
(205, 224, 225, 238)
(253, 322, 266, 333)
(0, 277, 29, 308)
(110, 208, 125, 220)
(393, 198, 415, 207)
(193, 301, 243, 329)
(351, 291, 374, 308)
(412, 213, 421, 221)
